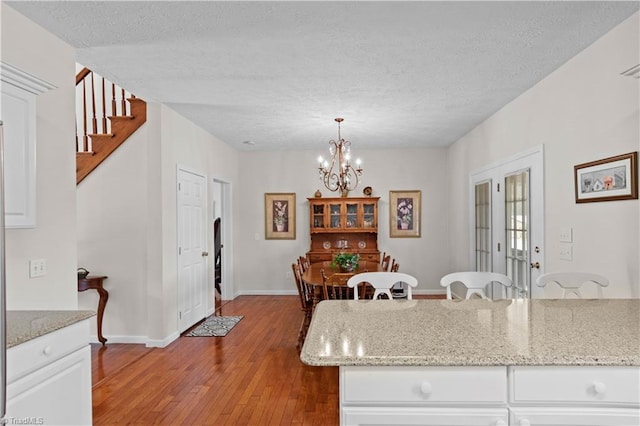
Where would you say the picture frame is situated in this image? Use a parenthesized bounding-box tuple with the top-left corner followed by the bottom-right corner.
(265, 193, 296, 239)
(389, 190, 421, 238)
(574, 152, 638, 203)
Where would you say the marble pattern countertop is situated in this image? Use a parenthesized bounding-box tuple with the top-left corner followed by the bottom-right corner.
(300, 299, 640, 367)
(6, 310, 95, 348)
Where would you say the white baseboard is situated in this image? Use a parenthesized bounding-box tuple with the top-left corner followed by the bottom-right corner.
(90, 332, 180, 348)
(234, 289, 446, 296)
(146, 331, 180, 348)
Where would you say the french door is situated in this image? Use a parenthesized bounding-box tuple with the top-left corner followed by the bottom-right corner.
(470, 146, 544, 298)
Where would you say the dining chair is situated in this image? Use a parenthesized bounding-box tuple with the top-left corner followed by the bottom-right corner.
(381, 254, 391, 272)
(298, 255, 310, 273)
(390, 258, 399, 272)
(535, 272, 609, 298)
(380, 252, 387, 266)
(348, 272, 418, 300)
(440, 271, 513, 300)
(292, 263, 313, 351)
(321, 270, 354, 300)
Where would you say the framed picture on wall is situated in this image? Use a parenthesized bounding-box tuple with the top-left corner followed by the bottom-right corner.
(574, 152, 638, 203)
(389, 190, 421, 238)
(265, 193, 296, 239)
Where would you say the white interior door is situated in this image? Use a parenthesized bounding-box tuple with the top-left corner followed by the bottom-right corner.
(470, 146, 545, 298)
(177, 167, 207, 332)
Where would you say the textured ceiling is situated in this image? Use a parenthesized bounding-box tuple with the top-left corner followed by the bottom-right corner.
(7, 1, 639, 151)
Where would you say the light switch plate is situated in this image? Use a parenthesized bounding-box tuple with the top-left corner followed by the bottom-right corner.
(559, 227, 573, 243)
(29, 258, 47, 277)
(559, 245, 573, 261)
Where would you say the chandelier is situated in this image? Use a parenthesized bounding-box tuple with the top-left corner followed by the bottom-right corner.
(317, 118, 363, 196)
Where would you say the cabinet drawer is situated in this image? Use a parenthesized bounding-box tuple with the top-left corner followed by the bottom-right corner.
(510, 407, 640, 426)
(7, 319, 90, 383)
(342, 366, 507, 404)
(510, 366, 640, 405)
(343, 407, 508, 426)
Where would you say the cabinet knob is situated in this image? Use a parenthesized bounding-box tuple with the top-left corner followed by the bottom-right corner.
(518, 419, 531, 426)
(493, 420, 507, 426)
(592, 381, 606, 396)
(43, 345, 53, 356)
(419, 381, 432, 396)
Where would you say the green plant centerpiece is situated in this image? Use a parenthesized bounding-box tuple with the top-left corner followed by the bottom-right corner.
(332, 252, 360, 273)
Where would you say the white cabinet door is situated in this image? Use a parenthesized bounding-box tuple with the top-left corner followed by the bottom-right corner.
(6, 345, 92, 425)
(343, 407, 508, 426)
(511, 407, 640, 426)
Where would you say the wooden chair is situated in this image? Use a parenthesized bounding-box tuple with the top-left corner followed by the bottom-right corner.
(380, 252, 387, 266)
(292, 263, 313, 351)
(390, 259, 399, 272)
(348, 272, 418, 300)
(440, 271, 513, 300)
(536, 272, 609, 298)
(298, 255, 310, 273)
(321, 270, 354, 300)
(381, 254, 391, 272)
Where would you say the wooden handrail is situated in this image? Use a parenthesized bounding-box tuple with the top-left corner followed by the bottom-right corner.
(76, 67, 91, 85)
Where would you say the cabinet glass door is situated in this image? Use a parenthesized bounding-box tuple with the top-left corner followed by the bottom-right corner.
(346, 203, 358, 229)
(312, 204, 325, 230)
(329, 203, 342, 229)
(362, 203, 376, 229)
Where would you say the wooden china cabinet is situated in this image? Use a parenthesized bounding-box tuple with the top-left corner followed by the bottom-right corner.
(306, 196, 380, 263)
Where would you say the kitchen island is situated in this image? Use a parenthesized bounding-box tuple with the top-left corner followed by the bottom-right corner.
(300, 299, 640, 425)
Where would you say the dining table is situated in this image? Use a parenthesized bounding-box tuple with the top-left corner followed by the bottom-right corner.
(301, 260, 384, 306)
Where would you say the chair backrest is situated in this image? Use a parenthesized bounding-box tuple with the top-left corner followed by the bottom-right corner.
(321, 270, 353, 300)
(291, 263, 311, 311)
(536, 272, 609, 298)
(440, 272, 512, 300)
(381, 255, 391, 272)
(298, 255, 310, 273)
(390, 259, 399, 272)
(347, 272, 418, 300)
(380, 252, 387, 266)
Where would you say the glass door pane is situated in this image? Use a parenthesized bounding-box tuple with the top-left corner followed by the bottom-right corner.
(362, 203, 375, 229)
(474, 181, 491, 272)
(505, 170, 529, 298)
(312, 204, 325, 229)
(346, 203, 358, 228)
(329, 203, 342, 229)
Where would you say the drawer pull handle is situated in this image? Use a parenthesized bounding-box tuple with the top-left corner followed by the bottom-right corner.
(518, 420, 531, 426)
(592, 381, 606, 395)
(419, 381, 432, 396)
(42, 345, 52, 356)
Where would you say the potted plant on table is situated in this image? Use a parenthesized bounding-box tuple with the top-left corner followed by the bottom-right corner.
(332, 252, 360, 273)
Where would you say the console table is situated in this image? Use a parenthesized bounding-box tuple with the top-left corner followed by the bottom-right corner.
(77, 275, 109, 344)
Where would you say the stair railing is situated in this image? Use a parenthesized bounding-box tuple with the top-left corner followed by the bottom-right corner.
(75, 66, 135, 153)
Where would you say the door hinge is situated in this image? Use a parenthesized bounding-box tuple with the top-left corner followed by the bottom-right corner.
(179, 247, 182, 255)
(178, 182, 181, 191)
(179, 311, 182, 319)
(497, 183, 500, 192)
(497, 242, 501, 252)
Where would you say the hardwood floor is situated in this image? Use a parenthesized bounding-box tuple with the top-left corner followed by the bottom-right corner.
(90, 294, 444, 425)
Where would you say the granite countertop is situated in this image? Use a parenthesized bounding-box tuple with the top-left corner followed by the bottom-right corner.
(300, 299, 640, 367)
(6, 310, 95, 348)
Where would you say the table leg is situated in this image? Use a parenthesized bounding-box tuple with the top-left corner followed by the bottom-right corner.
(95, 286, 109, 345)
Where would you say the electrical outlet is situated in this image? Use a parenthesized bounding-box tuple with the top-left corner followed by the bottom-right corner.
(559, 227, 573, 243)
(285, 271, 292, 279)
(29, 259, 47, 277)
(559, 245, 572, 261)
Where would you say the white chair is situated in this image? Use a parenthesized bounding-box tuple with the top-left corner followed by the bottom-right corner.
(347, 272, 418, 300)
(536, 272, 609, 298)
(440, 272, 513, 300)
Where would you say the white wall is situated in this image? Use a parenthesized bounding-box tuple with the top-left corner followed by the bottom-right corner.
(236, 147, 450, 295)
(78, 101, 240, 345)
(2, 4, 78, 309)
(447, 12, 640, 297)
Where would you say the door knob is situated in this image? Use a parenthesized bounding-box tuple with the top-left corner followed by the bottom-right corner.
(202, 251, 209, 257)
(530, 261, 540, 269)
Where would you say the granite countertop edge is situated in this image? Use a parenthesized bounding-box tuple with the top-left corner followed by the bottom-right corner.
(6, 310, 96, 348)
